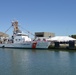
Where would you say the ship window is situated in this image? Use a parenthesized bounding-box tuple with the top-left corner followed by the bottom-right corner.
(17, 34, 22, 36)
(15, 39, 17, 41)
(19, 39, 20, 41)
(17, 34, 27, 36)
(43, 38, 46, 41)
(38, 38, 40, 41)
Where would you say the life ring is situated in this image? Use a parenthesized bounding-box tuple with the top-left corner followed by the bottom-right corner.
(32, 42, 37, 49)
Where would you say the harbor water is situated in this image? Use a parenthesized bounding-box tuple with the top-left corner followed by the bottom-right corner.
(0, 48, 76, 75)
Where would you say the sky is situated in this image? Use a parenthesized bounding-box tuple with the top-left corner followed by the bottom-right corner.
(0, 0, 76, 37)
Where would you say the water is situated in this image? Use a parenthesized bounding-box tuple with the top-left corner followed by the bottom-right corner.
(0, 48, 76, 75)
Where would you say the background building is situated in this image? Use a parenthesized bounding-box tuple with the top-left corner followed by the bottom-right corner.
(35, 32, 55, 38)
(0, 32, 9, 43)
(0, 32, 9, 37)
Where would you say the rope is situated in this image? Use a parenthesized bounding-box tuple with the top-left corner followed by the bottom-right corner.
(2, 25, 13, 37)
(18, 25, 35, 36)
(4, 25, 13, 33)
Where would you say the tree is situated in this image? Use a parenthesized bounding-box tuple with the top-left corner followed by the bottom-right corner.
(71, 35, 76, 39)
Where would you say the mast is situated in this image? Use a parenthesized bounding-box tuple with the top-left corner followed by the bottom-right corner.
(12, 21, 21, 35)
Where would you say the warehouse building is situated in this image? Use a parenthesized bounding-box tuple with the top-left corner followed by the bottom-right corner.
(35, 32, 55, 38)
(34, 32, 55, 41)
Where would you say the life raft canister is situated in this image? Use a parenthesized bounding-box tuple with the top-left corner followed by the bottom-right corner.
(32, 42, 37, 49)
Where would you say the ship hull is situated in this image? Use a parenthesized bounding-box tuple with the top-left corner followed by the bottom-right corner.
(0, 42, 51, 49)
